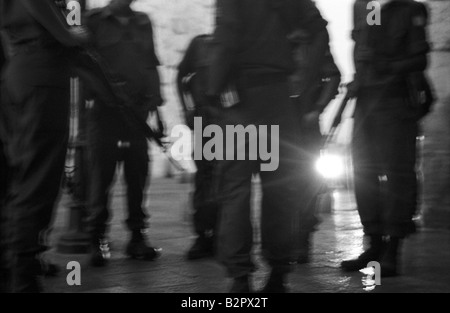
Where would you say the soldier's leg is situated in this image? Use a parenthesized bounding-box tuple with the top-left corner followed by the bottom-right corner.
(5, 86, 69, 293)
(260, 97, 304, 292)
(86, 136, 118, 267)
(342, 92, 385, 272)
(381, 115, 418, 238)
(188, 158, 217, 260)
(375, 99, 418, 277)
(123, 140, 149, 233)
(122, 140, 159, 261)
(352, 93, 384, 236)
(296, 124, 323, 264)
(216, 158, 256, 290)
(86, 138, 118, 242)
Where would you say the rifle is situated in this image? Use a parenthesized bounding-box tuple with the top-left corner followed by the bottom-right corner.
(325, 95, 350, 146)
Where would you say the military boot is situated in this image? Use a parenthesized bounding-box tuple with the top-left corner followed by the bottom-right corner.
(126, 230, 161, 261)
(341, 235, 385, 272)
(260, 268, 288, 293)
(187, 235, 215, 260)
(229, 275, 251, 293)
(91, 237, 111, 268)
(380, 237, 401, 277)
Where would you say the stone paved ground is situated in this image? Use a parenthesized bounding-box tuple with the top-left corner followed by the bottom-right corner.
(42, 178, 450, 293)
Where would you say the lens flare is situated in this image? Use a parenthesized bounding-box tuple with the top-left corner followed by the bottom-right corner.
(316, 154, 345, 179)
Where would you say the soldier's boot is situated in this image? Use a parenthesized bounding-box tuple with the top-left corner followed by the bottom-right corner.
(187, 235, 214, 261)
(297, 232, 312, 265)
(229, 275, 251, 293)
(90, 237, 111, 268)
(126, 230, 161, 261)
(260, 268, 288, 294)
(10, 254, 42, 293)
(380, 237, 401, 278)
(341, 235, 385, 272)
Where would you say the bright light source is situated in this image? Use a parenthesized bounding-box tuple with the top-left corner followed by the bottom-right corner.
(316, 154, 345, 179)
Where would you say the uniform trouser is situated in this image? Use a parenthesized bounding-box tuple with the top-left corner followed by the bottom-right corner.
(297, 121, 323, 234)
(353, 89, 418, 238)
(216, 81, 306, 278)
(0, 61, 69, 292)
(193, 158, 219, 237)
(87, 132, 150, 239)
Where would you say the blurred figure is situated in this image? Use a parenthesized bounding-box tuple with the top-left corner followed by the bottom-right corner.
(177, 35, 220, 260)
(288, 30, 341, 264)
(342, 0, 431, 277)
(84, 0, 164, 267)
(208, 0, 328, 292)
(0, 0, 84, 292)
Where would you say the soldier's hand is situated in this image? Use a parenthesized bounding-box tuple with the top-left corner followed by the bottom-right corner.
(301, 110, 320, 129)
(148, 95, 164, 112)
(346, 81, 359, 99)
(69, 26, 91, 46)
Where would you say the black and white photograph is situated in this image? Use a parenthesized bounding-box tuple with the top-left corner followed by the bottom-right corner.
(0, 0, 449, 299)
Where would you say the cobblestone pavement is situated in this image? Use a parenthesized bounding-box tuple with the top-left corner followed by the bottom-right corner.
(43, 178, 450, 293)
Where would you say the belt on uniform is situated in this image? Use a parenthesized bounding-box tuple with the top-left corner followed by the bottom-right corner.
(238, 72, 288, 89)
(8, 40, 63, 57)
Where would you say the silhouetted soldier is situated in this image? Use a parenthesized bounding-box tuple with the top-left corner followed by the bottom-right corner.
(0, 0, 85, 292)
(342, 0, 431, 277)
(177, 35, 220, 260)
(84, 0, 163, 267)
(208, 0, 328, 292)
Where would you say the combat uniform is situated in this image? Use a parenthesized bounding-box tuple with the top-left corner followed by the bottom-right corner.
(178, 35, 220, 260)
(0, 0, 79, 292)
(343, 0, 430, 276)
(208, 0, 328, 292)
(84, 5, 162, 262)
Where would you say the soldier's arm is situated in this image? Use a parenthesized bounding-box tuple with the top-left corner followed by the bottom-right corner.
(18, 0, 80, 47)
(315, 54, 341, 113)
(177, 39, 197, 113)
(207, 0, 241, 97)
(146, 17, 164, 109)
(392, 3, 430, 74)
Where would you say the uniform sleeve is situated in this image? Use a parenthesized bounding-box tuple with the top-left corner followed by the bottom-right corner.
(321, 51, 341, 78)
(297, 0, 328, 35)
(18, 0, 80, 47)
(207, 0, 241, 96)
(408, 3, 430, 56)
(392, 3, 430, 74)
(146, 17, 161, 68)
(178, 38, 198, 78)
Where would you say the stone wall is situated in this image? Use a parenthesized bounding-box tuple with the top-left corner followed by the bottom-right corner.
(422, 0, 450, 229)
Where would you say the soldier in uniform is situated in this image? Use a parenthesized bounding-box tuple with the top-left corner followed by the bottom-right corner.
(177, 35, 220, 260)
(208, 0, 329, 292)
(84, 0, 164, 267)
(0, 0, 84, 292)
(341, 0, 431, 277)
